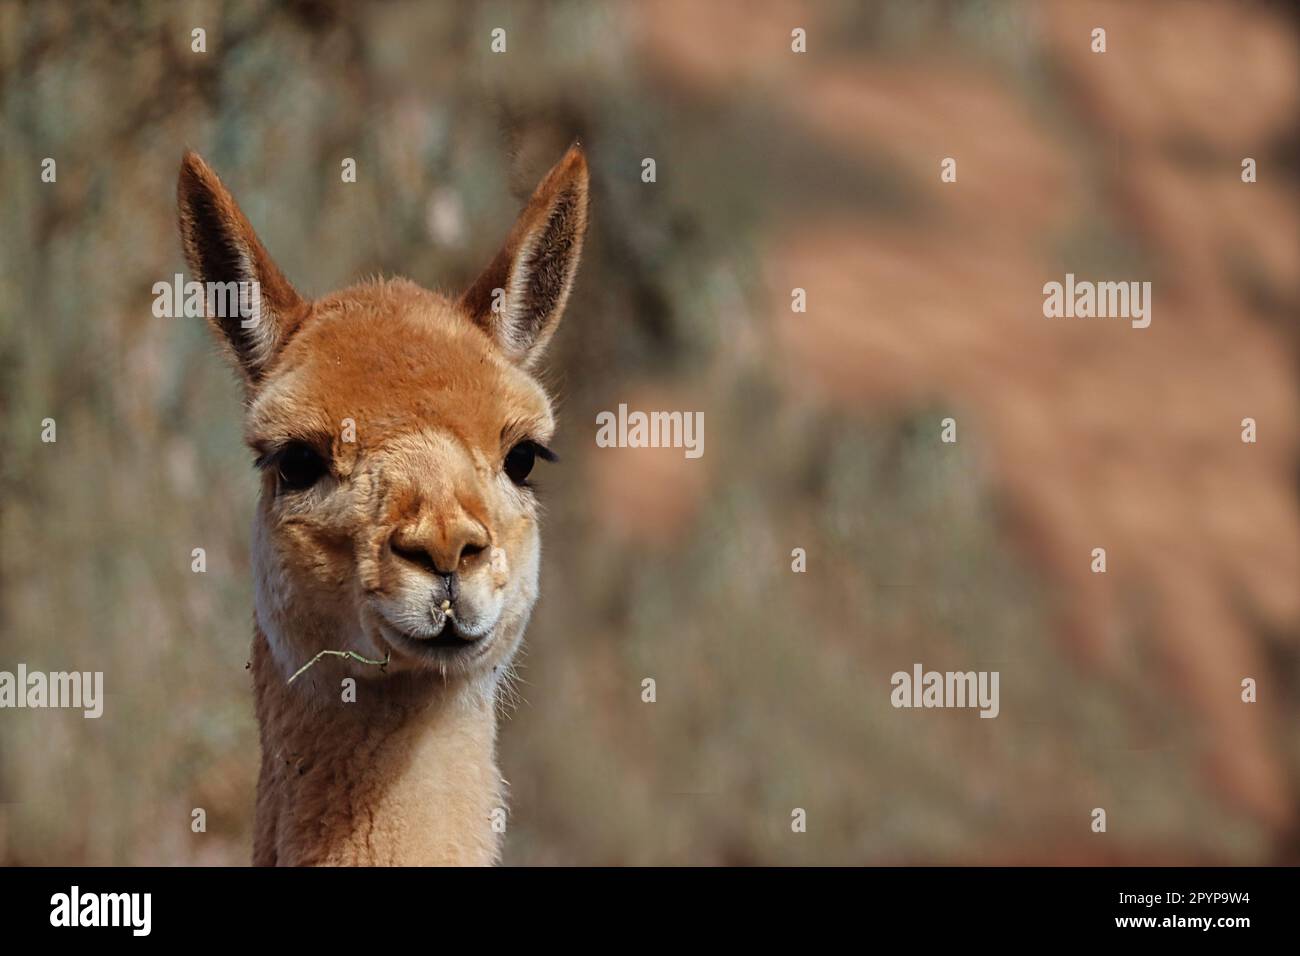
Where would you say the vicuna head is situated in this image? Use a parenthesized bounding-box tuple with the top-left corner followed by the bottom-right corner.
(177, 146, 589, 691)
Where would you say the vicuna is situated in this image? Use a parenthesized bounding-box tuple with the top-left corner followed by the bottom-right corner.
(176, 143, 589, 865)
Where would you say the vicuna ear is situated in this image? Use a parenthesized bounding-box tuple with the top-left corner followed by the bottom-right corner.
(176, 150, 306, 387)
(460, 143, 589, 369)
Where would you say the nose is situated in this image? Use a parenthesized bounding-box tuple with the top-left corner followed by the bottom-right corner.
(390, 517, 489, 577)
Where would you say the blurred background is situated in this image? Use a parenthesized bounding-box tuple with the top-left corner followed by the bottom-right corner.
(1, 0, 1297, 865)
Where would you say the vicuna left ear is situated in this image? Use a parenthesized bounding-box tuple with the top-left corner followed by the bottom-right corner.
(177, 150, 307, 390)
(460, 143, 589, 369)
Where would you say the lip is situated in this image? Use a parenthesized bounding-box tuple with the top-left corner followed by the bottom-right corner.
(379, 621, 492, 663)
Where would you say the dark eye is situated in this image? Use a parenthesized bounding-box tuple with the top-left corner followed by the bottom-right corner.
(504, 442, 537, 485)
(277, 443, 327, 492)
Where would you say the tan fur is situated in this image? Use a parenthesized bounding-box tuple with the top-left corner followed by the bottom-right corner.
(178, 145, 589, 865)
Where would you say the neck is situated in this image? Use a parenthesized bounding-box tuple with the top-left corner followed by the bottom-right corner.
(249, 627, 503, 865)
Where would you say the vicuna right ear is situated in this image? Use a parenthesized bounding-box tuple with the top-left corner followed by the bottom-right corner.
(177, 151, 306, 388)
(459, 143, 589, 369)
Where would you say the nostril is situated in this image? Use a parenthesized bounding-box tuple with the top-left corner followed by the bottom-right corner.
(391, 540, 438, 573)
(460, 541, 486, 564)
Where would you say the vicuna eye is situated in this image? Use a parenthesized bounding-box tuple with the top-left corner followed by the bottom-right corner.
(504, 440, 556, 486)
(277, 443, 327, 492)
(504, 442, 537, 485)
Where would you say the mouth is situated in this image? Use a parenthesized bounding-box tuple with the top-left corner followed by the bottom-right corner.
(424, 619, 481, 649)
(379, 619, 491, 662)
